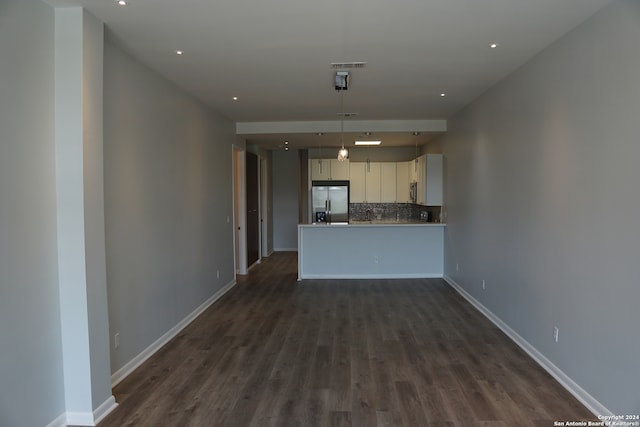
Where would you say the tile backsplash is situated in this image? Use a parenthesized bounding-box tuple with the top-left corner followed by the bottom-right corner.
(349, 203, 441, 222)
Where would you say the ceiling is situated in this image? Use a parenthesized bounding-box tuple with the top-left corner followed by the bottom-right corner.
(47, 0, 613, 150)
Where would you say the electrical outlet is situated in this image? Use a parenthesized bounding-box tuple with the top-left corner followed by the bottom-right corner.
(374, 256, 380, 264)
(114, 333, 120, 349)
(553, 326, 559, 343)
(482, 280, 486, 290)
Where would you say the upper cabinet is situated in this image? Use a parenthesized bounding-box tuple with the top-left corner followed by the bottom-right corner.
(310, 159, 349, 181)
(365, 162, 381, 203)
(310, 159, 330, 180)
(409, 158, 419, 183)
(349, 162, 366, 202)
(416, 155, 426, 205)
(415, 154, 443, 206)
(380, 162, 397, 203)
(312, 155, 443, 206)
(396, 161, 411, 203)
(329, 159, 349, 180)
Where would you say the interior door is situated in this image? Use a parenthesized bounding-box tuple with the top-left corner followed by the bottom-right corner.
(246, 152, 259, 267)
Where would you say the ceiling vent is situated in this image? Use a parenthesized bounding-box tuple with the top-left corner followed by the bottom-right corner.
(331, 62, 367, 69)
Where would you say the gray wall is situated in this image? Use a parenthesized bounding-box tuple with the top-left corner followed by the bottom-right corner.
(103, 37, 237, 373)
(442, 0, 639, 414)
(272, 150, 300, 250)
(0, 0, 66, 426)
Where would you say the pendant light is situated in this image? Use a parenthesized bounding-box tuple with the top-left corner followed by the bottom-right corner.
(336, 72, 349, 161)
(337, 91, 348, 161)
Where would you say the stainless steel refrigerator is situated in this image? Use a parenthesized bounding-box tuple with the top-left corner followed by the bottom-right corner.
(311, 180, 349, 223)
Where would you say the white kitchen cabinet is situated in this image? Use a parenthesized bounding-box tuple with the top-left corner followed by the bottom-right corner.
(409, 158, 419, 183)
(315, 156, 440, 205)
(365, 162, 381, 202)
(310, 158, 349, 181)
(329, 159, 349, 180)
(310, 159, 331, 181)
(415, 154, 443, 206)
(416, 155, 426, 205)
(349, 162, 366, 202)
(380, 162, 397, 202)
(396, 161, 411, 203)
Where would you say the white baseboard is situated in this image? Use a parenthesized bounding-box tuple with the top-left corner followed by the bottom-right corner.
(47, 395, 118, 427)
(111, 279, 236, 387)
(299, 273, 443, 280)
(93, 395, 118, 424)
(443, 275, 612, 418)
(273, 247, 298, 252)
(45, 413, 67, 427)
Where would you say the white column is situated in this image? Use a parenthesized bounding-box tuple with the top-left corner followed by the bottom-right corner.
(54, 7, 116, 425)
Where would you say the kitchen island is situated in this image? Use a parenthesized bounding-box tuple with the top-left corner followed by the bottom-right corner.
(297, 222, 445, 280)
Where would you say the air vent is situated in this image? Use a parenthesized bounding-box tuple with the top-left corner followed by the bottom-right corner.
(336, 112, 358, 117)
(331, 62, 367, 69)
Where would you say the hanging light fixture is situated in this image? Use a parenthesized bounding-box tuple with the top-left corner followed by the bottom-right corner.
(336, 72, 349, 161)
(337, 110, 348, 161)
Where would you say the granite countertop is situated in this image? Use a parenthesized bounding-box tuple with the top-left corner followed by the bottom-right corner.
(349, 219, 443, 225)
(302, 220, 445, 226)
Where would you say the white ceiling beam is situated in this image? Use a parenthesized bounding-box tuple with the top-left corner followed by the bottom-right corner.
(236, 120, 447, 135)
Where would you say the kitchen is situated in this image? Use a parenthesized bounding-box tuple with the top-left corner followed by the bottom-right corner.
(298, 146, 446, 279)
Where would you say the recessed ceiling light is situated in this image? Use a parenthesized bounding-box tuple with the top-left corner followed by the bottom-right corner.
(440, 93, 446, 97)
(116, 0, 127, 5)
(176, 50, 183, 55)
(354, 141, 382, 146)
(232, 96, 238, 101)
(285, 147, 289, 151)
(490, 43, 499, 49)
(284, 141, 289, 145)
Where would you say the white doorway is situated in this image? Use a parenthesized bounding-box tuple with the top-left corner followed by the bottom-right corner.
(233, 146, 247, 275)
(260, 157, 270, 258)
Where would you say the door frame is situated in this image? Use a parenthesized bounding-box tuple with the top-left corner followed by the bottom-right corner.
(260, 156, 270, 258)
(246, 151, 260, 269)
(233, 146, 247, 275)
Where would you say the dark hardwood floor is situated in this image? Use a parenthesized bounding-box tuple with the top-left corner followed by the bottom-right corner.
(99, 252, 596, 427)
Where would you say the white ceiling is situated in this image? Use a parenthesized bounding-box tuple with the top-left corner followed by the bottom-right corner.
(47, 0, 613, 149)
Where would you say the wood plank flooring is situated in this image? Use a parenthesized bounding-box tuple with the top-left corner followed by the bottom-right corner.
(98, 252, 597, 427)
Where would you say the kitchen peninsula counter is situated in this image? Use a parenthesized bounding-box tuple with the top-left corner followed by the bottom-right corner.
(297, 222, 445, 280)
